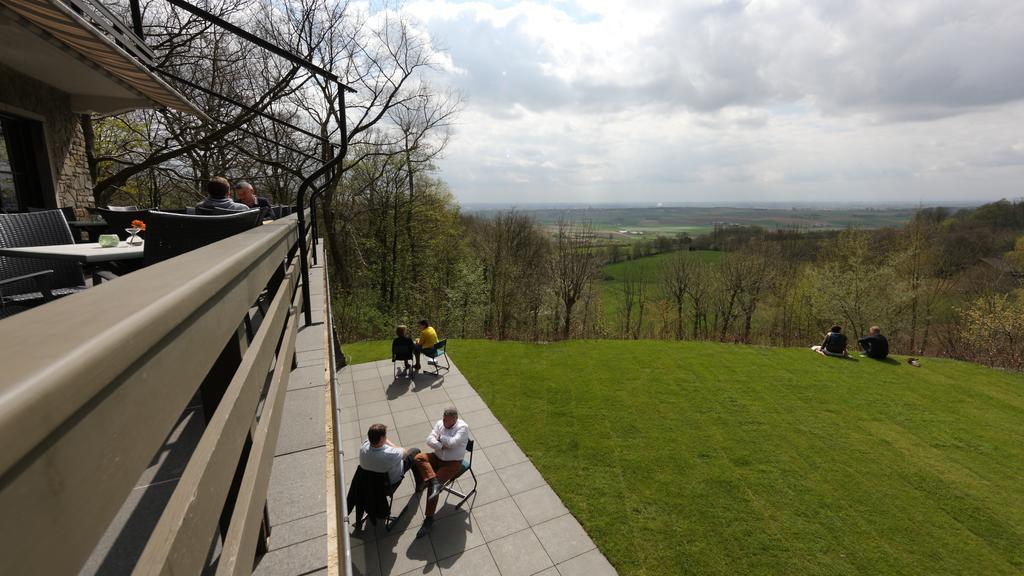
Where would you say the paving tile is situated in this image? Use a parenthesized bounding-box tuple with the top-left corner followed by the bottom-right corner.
(396, 562, 440, 576)
(481, 442, 529, 470)
(266, 447, 324, 524)
(392, 406, 429, 428)
(377, 519, 437, 575)
(288, 364, 324, 391)
(295, 349, 324, 367)
(389, 394, 423, 413)
(397, 422, 434, 450)
(471, 497, 528, 542)
(354, 378, 384, 393)
(451, 395, 488, 414)
(461, 407, 499, 428)
(358, 400, 391, 419)
(444, 385, 478, 400)
(534, 568, 560, 576)
(465, 448, 493, 475)
(267, 511, 327, 551)
(495, 460, 546, 496)
(456, 470, 509, 508)
(294, 325, 325, 352)
(340, 403, 359, 422)
(533, 514, 596, 564)
(555, 548, 618, 576)
(422, 401, 453, 420)
(428, 508, 485, 561)
(472, 423, 513, 449)
(487, 528, 554, 576)
(252, 534, 327, 576)
(349, 540, 381, 576)
(356, 388, 390, 406)
(513, 485, 569, 526)
(359, 414, 396, 437)
(433, 543, 500, 576)
(275, 386, 325, 455)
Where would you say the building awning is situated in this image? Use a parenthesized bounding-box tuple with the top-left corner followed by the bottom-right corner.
(0, 0, 201, 115)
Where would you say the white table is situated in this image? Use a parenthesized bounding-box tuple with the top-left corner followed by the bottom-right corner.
(0, 241, 144, 263)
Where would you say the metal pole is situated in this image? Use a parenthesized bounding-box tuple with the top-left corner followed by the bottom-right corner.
(297, 91, 347, 325)
(129, 0, 144, 38)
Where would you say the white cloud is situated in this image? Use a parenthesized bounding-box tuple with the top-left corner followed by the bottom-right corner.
(399, 0, 1024, 204)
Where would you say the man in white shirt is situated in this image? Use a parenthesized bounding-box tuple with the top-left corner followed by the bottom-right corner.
(412, 407, 470, 538)
(359, 423, 420, 493)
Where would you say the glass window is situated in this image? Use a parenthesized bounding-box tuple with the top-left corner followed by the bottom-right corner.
(0, 113, 52, 213)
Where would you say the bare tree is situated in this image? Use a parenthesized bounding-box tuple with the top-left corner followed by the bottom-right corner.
(661, 251, 695, 339)
(551, 220, 599, 339)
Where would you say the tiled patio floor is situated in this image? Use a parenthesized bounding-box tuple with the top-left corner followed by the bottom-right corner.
(336, 359, 619, 576)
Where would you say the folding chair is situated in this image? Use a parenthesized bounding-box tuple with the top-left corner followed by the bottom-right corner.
(392, 339, 414, 379)
(440, 438, 477, 509)
(347, 466, 404, 531)
(422, 339, 451, 375)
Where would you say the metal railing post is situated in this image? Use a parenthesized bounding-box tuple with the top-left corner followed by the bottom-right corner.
(296, 91, 347, 326)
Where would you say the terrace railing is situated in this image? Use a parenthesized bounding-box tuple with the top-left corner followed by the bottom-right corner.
(0, 212, 323, 574)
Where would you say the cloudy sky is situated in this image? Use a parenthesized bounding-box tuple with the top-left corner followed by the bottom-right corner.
(402, 0, 1024, 205)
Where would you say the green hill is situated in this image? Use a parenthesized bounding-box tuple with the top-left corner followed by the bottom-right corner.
(342, 339, 1024, 576)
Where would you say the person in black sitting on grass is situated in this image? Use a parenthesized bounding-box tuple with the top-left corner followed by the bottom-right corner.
(811, 325, 848, 357)
(858, 325, 889, 359)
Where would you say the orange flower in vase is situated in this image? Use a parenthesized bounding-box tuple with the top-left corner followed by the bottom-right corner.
(127, 219, 146, 245)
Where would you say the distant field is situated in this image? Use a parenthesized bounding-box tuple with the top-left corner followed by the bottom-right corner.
(600, 250, 721, 333)
(520, 206, 916, 238)
(342, 339, 1024, 576)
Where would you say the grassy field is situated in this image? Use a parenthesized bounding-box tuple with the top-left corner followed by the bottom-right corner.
(517, 206, 917, 239)
(600, 250, 721, 334)
(341, 339, 1024, 576)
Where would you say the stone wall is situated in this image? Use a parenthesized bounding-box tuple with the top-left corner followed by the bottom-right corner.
(0, 63, 94, 217)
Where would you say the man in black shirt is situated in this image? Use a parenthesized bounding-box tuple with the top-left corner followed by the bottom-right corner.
(858, 325, 890, 359)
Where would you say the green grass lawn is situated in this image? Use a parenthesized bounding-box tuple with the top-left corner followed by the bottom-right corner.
(341, 339, 1024, 575)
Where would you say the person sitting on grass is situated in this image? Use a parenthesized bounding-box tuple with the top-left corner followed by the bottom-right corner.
(412, 407, 470, 539)
(811, 325, 848, 357)
(412, 319, 439, 373)
(858, 325, 890, 359)
(392, 324, 415, 375)
(359, 423, 421, 495)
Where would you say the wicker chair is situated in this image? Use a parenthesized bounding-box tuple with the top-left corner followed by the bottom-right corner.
(97, 208, 150, 240)
(142, 210, 263, 266)
(0, 210, 86, 312)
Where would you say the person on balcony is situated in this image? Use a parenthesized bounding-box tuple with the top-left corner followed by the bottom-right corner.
(233, 180, 272, 217)
(359, 423, 421, 494)
(197, 176, 249, 212)
(412, 407, 469, 538)
(413, 319, 439, 372)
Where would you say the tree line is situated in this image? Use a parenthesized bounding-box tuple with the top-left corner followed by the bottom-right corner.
(328, 193, 1024, 372)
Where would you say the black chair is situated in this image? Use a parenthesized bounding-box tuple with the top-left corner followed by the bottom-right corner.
(97, 207, 149, 240)
(29, 206, 77, 222)
(0, 210, 86, 313)
(392, 338, 415, 378)
(347, 466, 404, 531)
(142, 210, 262, 266)
(440, 438, 477, 510)
(423, 339, 451, 375)
(212, 206, 261, 218)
